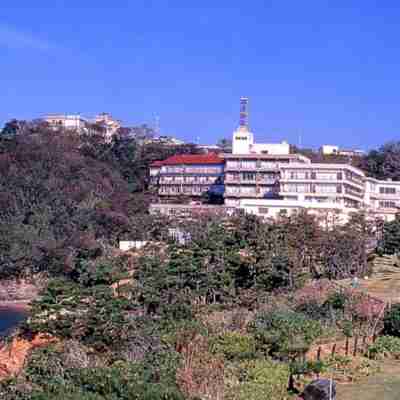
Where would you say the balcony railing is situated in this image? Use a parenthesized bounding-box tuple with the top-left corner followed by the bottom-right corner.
(225, 164, 280, 171)
(224, 178, 277, 184)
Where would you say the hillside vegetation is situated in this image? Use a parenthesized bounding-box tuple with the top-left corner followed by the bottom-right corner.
(2, 126, 400, 399)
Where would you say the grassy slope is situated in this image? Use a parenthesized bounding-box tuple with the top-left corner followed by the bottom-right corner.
(337, 256, 400, 399)
(338, 360, 400, 400)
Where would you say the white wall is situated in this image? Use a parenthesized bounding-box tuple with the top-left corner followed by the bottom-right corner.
(232, 128, 254, 154)
(251, 142, 290, 155)
(119, 241, 148, 251)
(321, 145, 339, 155)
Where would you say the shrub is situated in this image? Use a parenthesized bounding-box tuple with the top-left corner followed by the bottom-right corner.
(210, 331, 256, 360)
(22, 340, 184, 399)
(367, 336, 400, 359)
(67, 362, 185, 399)
(295, 299, 328, 321)
(383, 303, 400, 336)
(225, 359, 290, 400)
(25, 345, 69, 389)
(324, 291, 347, 311)
(250, 310, 323, 357)
(341, 320, 354, 338)
(289, 359, 326, 376)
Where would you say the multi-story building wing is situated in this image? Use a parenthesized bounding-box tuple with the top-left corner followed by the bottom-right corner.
(279, 163, 365, 209)
(45, 114, 88, 131)
(223, 153, 310, 207)
(365, 178, 400, 221)
(44, 113, 122, 141)
(152, 153, 224, 198)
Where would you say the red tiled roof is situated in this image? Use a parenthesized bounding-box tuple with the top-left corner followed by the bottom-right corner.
(154, 153, 223, 166)
(150, 160, 164, 167)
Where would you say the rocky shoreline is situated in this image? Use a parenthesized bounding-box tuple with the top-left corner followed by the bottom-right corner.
(0, 301, 31, 312)
(0, 278, 40, 307)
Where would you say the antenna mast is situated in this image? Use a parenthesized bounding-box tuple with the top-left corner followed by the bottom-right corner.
(239, 97, 249, 130)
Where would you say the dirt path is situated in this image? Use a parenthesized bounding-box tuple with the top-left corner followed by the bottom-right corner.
(337, 360, 400, 400)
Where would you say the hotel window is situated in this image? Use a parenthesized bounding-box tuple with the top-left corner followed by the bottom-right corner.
(289, 170, 308, 179)
(258, 207, 269, 214)
(316, 184, 337, 193)
(380, 187, 396, 194)
(242, 160, 256, 169)
(242, 172, 255, 181)
(379, 201, 396, 208)
(316, 172, 336, 180)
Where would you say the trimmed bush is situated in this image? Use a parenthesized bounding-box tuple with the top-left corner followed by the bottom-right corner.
(250, 310, 323, 357)
(226, 359, 290, 400)
(367, 336, 400, 359)
(210, 331, 256, 360)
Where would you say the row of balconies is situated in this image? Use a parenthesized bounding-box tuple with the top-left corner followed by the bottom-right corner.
(161, 168, 223, 174)
(224, 164, 281, 171)
(224, 178, 277, 184)
(160, 178, 219, 184)
(280, 176, 365, 190)
(224, 192, 277, 198)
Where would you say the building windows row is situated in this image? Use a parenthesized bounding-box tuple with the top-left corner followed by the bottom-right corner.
(242, 172, 256, 181)
(225, 172, 277, 182)
(379, 187, 397, 194)
(345, 171, 364, 184)
(379, 201, 397, 209)
(160, 185, 209, 194)
(161, 166, 222, 174)
(287, 170, 344, 181)
(344, 185, 363, 197)
(284, 183, 341, 194)
(226, 160, 281, 169)
(304, 196, 341, 204)
(160, 176, 218, 184)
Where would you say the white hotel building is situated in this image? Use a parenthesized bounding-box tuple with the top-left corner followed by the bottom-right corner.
(150, 98, 400, 222)
(223, 98, 400, 222)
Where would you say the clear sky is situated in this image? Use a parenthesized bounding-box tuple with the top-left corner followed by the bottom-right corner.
(1, 1, 400, 150)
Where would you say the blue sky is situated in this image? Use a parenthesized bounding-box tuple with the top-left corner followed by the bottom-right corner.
(1, 1, 400, 149)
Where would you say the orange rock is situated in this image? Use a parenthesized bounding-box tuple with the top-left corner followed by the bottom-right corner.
(0, 333, 57, 380)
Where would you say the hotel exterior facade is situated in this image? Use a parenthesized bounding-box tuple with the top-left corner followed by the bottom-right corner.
(150, 153, 224, 199)
(150, 98, 400, 222)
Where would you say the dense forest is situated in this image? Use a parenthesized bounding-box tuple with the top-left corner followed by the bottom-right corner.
(0, 122, 200, 280)
(2, 124, 400, 399)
